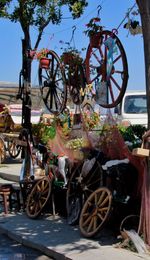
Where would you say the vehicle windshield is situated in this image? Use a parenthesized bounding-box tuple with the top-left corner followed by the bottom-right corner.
(124, 95, 147, 114)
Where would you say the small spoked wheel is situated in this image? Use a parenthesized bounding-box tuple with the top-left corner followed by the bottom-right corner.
(38, 50, 67, 115)
(66, 161, 103, 225)
(8, 140, 21, 159)
(26, 176, 52, 219)
(79, 187, 112, 238)
(0, 137, 6, 163)
(85, 30, 128, 108)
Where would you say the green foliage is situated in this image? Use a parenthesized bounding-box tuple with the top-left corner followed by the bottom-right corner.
(118, 124, 146, 150)
(84, 17, 103, 37)
(32, 122, 56, 144)
(118, 124, 146, 142)
(0, 0, 88, 26)
(68, 0, 88, 18)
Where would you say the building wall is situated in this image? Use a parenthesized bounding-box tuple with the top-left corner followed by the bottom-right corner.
(0, 82, 43, 108)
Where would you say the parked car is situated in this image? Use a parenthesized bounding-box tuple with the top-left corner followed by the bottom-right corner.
(114, 91, 147, 127)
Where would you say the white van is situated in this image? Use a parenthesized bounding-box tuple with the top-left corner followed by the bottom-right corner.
(114, 91, 148, 127)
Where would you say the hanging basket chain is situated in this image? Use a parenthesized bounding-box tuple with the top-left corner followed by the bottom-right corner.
(69, 25, 77, 49)
(116, 2, 137, 31)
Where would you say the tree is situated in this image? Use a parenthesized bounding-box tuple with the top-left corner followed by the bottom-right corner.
(136, 1, 150, 129)
(135, 0, 150, 247)
(0, 0, 88, 130)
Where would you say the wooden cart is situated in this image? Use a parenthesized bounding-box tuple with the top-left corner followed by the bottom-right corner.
(0, 104, 42, 163)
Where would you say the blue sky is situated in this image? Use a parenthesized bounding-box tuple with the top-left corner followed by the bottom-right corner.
(0, 0, 145, 92)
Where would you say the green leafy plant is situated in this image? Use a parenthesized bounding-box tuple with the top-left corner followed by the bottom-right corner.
(118, 124, 146, 151)
(84, 17, 103, 37)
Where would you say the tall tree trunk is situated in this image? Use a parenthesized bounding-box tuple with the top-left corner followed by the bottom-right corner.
(136, 0, 150, 128)
(21, 39, 32, 128)
(20, 28, 33, 142)
(136, 0, 150, 246)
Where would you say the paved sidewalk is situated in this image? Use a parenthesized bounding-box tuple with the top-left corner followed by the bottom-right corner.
(0, 159, 149, 259)
(0, 212, 149, 260)
(0, 158, 21, 184)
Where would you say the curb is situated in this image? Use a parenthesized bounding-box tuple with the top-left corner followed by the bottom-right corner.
(0, 225, 70, 260)
(0, 172, 19, 183)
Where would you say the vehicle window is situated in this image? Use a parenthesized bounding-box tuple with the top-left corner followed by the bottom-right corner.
(124, 95, 147, 113)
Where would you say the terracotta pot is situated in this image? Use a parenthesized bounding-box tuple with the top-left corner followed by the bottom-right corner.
(40, 58, 51, 69)
(90, 33, 101, 48)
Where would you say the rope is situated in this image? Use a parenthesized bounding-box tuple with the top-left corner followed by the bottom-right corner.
(116, 2, 137, 31)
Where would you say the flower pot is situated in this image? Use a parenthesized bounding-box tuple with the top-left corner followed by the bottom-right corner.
(40, 58, 51, 69)
(62, 52, 74, 65)
(90, 33, 101, 48)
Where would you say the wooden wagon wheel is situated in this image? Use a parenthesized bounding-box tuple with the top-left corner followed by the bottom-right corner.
(0, 137, 6, 163)
(38, 50, 67, 115)
(8, 139, 21, 159)
(66, 160, 103, 225)
(68, 64, 86, 105)
(85, 30, 128, 108)
(26, 176, 52, 219)
(79, 187, 112, 238)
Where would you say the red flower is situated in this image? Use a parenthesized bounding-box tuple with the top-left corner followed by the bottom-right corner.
(92, 17, 101, 23)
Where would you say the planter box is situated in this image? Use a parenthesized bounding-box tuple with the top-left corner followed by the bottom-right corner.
(132, 147, 149, 157)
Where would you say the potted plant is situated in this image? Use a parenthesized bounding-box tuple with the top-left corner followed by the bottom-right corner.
(36, 48, 51, 69)
(84, 17, 103, 47)
(60, 47, 83, 66)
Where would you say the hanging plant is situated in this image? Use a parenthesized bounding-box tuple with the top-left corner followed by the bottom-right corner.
(60, 44, 83, 66)
(123, 8, 142, 36)
(84, 17, 103, 37)
(36, 48, 49, 60)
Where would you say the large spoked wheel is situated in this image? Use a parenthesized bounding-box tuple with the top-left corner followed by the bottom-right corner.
(0, 137, 6, 163)
(85, 30, 128, 108)
(79, 187, 112, 238)
(38, 50, 67, 115)
(68, 64, 86, 105)
(66, 161, 103, 225)
(26, 176, 52, 219)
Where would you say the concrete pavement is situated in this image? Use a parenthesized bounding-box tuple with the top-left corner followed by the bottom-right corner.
(0, 158, 150, 260)
(0, 212, 149, 260)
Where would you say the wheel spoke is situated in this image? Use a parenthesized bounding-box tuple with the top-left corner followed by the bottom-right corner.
(99, 196, 109, 207)
(97, 191, 105, 205)
(97, 212, 104, 221)
(83, 214, 92, 227)
(98, 207, 108, 212)
(93, 215, 97, 230)
(87, 217, 94, 232)
(110, 75, 122, 91)
(113, 54, 122, 64)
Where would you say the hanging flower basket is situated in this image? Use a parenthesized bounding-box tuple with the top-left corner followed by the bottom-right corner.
(61, 52, 74, 65)
(90, 33, 101, 48)
(39, 57, 51, 69)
